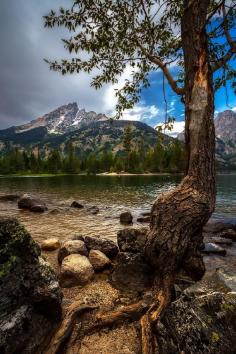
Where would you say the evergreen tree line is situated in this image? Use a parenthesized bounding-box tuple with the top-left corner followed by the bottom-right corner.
(0, 140, 185, 175)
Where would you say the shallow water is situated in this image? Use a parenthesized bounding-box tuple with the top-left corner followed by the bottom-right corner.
(0, 174, 235, 244)
(0, 174, 236, 274)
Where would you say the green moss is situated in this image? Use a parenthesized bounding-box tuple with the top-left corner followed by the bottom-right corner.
(211, 331, 220, 343)
(221, 302, 234, 312)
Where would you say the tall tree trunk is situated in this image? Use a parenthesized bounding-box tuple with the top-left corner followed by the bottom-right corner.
(145, 0, 215, 282)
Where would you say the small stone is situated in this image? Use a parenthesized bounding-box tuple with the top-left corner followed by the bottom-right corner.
(60, 254, 94, 287)
(89, 250, 111, 271)
(58, 240, 88, 264)
(41, 238, 60, 251)
(84, 235, 119, 258)
(71, 201, 84, 209)
(202, 243, 227, 256)
(120, 211, 133, 225)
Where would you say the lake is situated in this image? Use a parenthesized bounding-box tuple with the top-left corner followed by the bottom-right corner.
(0, 174, 235, 245)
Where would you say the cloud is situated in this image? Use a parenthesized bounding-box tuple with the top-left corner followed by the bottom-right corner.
(0, 0, 111, 128)
(232, 107, 236, 112)
(156, 120, 185, 138)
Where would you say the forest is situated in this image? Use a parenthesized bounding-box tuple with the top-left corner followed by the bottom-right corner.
(0, 139, 185, 174)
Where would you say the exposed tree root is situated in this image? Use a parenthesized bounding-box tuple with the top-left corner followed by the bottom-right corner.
(44, 277, 175, 354)
(45, 301, 98, 354)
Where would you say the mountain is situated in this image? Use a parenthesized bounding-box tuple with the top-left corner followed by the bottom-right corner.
(0, 103, 173, 157)
(7, 103, 108, 135)
(177, 110, 236, 169)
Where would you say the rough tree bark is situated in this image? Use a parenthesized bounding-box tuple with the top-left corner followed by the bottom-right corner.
(145, 0, 215, 283)
(44, 1, 216, 353)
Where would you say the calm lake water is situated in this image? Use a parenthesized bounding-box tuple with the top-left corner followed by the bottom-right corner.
(0, 174, 235, 244)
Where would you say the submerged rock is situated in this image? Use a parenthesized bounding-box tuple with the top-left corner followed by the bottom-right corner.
(0, 217, 62, 354)
(18, 194, 48, 212)
(155, 269, 236, 353)
(117, 227, 147, 253)
(202, 243, 227, 255)
(58, 240, 88, 264)
(84, 235, 119, 258)
(89, 250, 111, 271)
(120, 211, 133, 224)
(41, 238, 60, 251)
(87, 206, 99, 214)
(60, 254, 94, 287)
(71, 201, 84, 209)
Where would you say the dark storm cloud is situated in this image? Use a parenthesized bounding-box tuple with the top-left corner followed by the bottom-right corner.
(0, 0, 107, 129)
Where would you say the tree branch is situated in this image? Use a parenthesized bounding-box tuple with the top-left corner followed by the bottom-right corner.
(212, 3, 236, 72)
(148, 55, 185, 95)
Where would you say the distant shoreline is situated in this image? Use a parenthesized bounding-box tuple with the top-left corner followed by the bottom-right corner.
(0, 171, 235, 178)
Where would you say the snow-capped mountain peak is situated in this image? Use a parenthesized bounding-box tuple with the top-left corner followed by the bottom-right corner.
(14, 102, 109, 135)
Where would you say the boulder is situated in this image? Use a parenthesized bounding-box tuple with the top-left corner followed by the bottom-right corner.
(60, 254, 94, 287)
(0, 217, 62, 354)
(155, 270, 236, 353)
(84, 235, 119, 258)
(141, 211, 151, 217)
(117, 227, 147, 253)
(137, 216, 150, 223)
(111, 252, 153, 294)
(120, 211, 133, 224)
(208, 237, 233, 246)
(71, 201, 84, 209)
(18, 194, 48, 212)
(202, 243, 227, 255)
(41, 238, 61, 251)
(89, 250, 111, 271)
(58, 240, 88, 264)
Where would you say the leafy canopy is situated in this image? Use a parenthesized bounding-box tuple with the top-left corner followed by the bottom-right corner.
(44, 1, 236, 118)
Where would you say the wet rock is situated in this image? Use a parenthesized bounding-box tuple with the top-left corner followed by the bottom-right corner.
(120, 211, 133, 225)
(18, 194, 48, 212)
(41, 238, 61, 251)
(58, 240, 88, 264)
(60, 254, 94, 287)
(202, 243, 227, 255)
(155, 270, 236, 354)
(49, 208, 61, 215)
(0, 194, 20, 202)
(117, 227, 147, 253)
(203, 220, 236, 233)
(137, 216, 150, 223)
(71, 201, 84, 209)
(111, 252, 153, 294)
(84, 235, 119, 258)
(87, 206, 99, 214)
(0, 217, 62, 354)
(208, 237, 233, 246)
(219, 229, 236, 241)
(89, 250, 111, 271)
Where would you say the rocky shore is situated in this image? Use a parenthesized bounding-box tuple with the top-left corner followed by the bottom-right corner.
(0, 194, 236, 353)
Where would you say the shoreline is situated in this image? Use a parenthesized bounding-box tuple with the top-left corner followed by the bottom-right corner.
(0, 171, 236, 178)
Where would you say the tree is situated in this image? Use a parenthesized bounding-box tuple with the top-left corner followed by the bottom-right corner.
(44, 1, 236, 352)
(123, 124, 132, 171)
